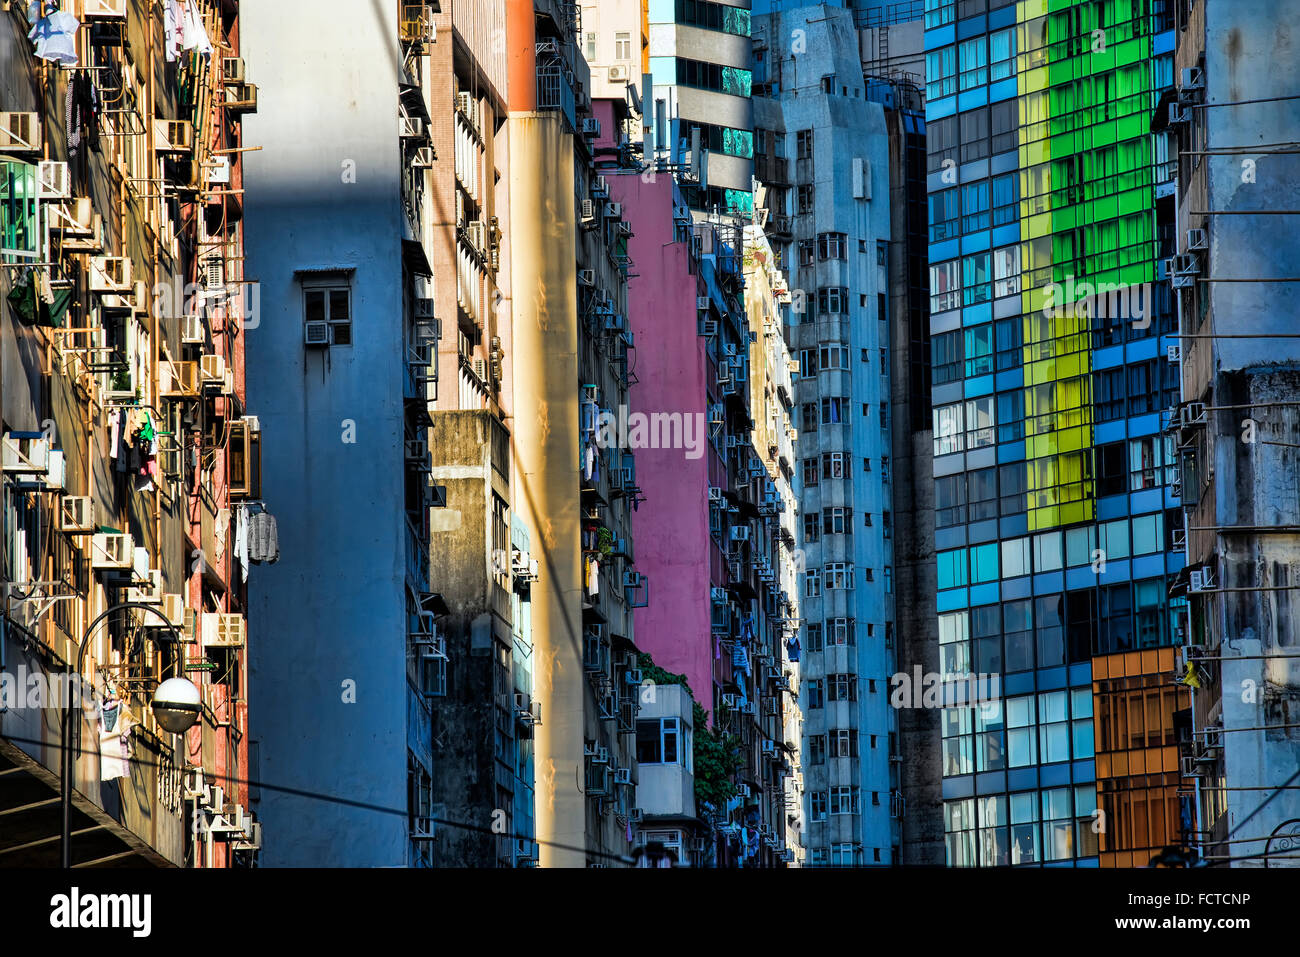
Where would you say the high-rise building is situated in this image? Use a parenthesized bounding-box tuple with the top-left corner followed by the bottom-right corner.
(506, 0, 642, 867)
(242, 0, 442, 866)
(1, 0, 261, 866)
(753, 3, 905, 867)
(1162, 0, 1300, 867)
(922, 0, 1189, 867)
(647, 0, 755, 218)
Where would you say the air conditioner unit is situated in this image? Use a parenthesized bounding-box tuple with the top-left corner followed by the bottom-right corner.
(592, 176, 610, 198)
(78, 0, 128, 18)
(617, 221, 632, 237)
(592, 746, 610, 765)
(471, 357, 488, 383)
(225, 82, 258, 113)
(405, 438, 430, 463)
(200, 354, 226, 383)
(59, 495, 95, 533)
(581, 117, 601, 138)
(0, 112, 39, 151)
(222, 56, 246, 84)
(1179, 754, 1208, 778)
(204, 612, 247, 648)
(233, 821, 262, 852)
(1181, 401, 1208, 427)
(36, 160, 69, 200)
(604, 202, 622, 218)
(1172, 253, 1200, 275)
(154, 119, 193, 154)
(128, 568, 163, 605)
(410, 145, 435, 169)
(699, 319, 718, 337)
(1189, 567, 1215, 592)
(722, 693, 738, 709)
(608, 65, 628, 82)
(581, 198, 597, 223)
(614, 768, 633, 785)
(1180, 66, 1205, 92)
(90, 533, 134, 571)
(1168, 102, 1192, 125)
(730, 526, 750, 541)
(1186, 228, 1208, 251)
(160, 593, 185, 627)
(578, 269, 595, 287)
(304, 321, 330, 346)
(1167, 344, 1181, 363)
(1171, 529, 1186, 552)
(89, 256, 131, 292)
(400, 115, 425, 139)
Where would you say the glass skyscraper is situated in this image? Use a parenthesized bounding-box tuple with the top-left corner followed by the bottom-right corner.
(923, 0, 1189, 866)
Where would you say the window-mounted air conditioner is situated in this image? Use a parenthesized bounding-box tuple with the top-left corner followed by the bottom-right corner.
(1186, 228, 1207, 252)
(200, 354, 226, 383)
(578, 269, 595, 287)
(59, 495, 95, 533)
(581, 117, 601, 138)
(90, 532, 134, 571)
(89, 255, 131, 292)
(37, 160, 70, 200)
(78, 0, 128, 19)
(203, 612, 247, 648)
(154, 119, 193, 154)
(222, 56, 246, 84)
(304, 321, 329, 346)
(604, 202, 622, 219)
(1189, 567, 1215, 592)
(0, 112, 39, 152)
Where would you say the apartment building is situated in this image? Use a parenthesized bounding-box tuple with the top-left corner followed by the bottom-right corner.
(241, 0, 441, 866)
(753, 3, 902, 867)
(1163, 0, 1300, 867)
(1, 0, 261, 865)
(922, 0, 1188, 866)
(507, 0, 642, 867)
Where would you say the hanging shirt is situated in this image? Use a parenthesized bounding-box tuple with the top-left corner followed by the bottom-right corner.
(181, 0, 212, 56)
(164, 0, 183, 61)
(98, 699, 132, 781)
(29, 9, 80, 66)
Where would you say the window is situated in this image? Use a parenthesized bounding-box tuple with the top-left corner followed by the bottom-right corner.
(999, 462, 1026, 515)
(798, 347, 818, 377)
(796, 128, 814, 159)
(805, 569, 821, 598)
(797, 184, 815, 213)
(939, 611, 970, 675)
(803, 512, 820, 543)
(614, 31, 631, 60)
(817, 286, 849, 314)
(959, 107, 989, 163)
(828, 674, 858, 702)
(823, 506, 853, 535)
(964, 324, 993, 377)
(995, 316, 1021, 371)
(930, 187, 960, 242)
(930, 259, 960, 313)
(932, 329, 963, 385)
(585, 32, 596, 60)
(961, 180, 990, 233)
(825, 563, 854, 589)
(808, 734, 826, 764)
(927, 115, 957, 173)
(1006, 695, 1037, 768)
(935, 474, 967, 527)
(798, 239, 816, 266)
(802, 456, 819, 487)
(810, 791, 828, 820)
(997, 390, 1024, 443)
(993, 245, 1020, 297)
(934, 402, 964, 456)
(991, 171, 1018, 226)
(304, 283, 353, 345)
(927, 45, 956, 99)
(807, 679, 824, 709)
(962, 252, 991, 305)
(965, 396, 995, 448)
(1004, 600, 1033, 672)
(822, 451, 849, 479)
(828, 617, 856, 645)
(676, 58, 751, 97)
(968, 467, 998, 521)
(938, 549, 967, 590)
(801, 403, 818, 433)
(636, 717, 684, 764)
(674, 0, 750, 36)
(990, 27, 1016, 81)
(959, 37, 987, 90)
(924, 0, 954, 29)
(820, 397, 849, 424)
(818, 232, 847, 260)
(829, 729, 859, 758)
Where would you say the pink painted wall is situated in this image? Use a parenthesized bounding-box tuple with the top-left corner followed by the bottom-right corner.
(608, 164, 716, 712)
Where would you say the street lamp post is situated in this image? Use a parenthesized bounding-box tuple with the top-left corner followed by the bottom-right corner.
(60, 601, 200, 868)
